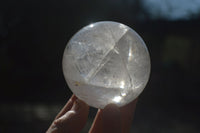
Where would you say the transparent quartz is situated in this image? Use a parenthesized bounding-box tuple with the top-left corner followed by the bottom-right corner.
(62, 21, 150, 109)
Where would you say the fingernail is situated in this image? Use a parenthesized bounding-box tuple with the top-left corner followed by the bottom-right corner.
(71, 99, 81, 112)
(71, 94, 77, 101)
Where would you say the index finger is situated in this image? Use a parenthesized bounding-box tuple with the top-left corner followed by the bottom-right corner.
(55, 95, 77, 119)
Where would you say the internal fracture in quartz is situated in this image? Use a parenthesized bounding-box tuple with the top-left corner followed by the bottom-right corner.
(62, 21, 150, 109)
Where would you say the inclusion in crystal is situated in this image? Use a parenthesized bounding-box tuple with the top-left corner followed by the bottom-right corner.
(62, 21, 150, 109)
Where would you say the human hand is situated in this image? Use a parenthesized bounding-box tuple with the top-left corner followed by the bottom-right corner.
(46, 95, 137, 133)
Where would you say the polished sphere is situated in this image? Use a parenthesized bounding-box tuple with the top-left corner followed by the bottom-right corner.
(62, 21, 150, 109)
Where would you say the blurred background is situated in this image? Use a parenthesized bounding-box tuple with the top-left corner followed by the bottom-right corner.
(0, 0, 200, 132)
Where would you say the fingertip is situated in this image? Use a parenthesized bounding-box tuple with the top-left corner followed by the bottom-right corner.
(71, 94, 78, 101)
(102, 103, 120, 118)
(55, 94, 77, 119)
(54, 111, 76, 125)
(52, 99, 89, 133)
(71, 99, 89, 113)
(103, 103, 120, 111)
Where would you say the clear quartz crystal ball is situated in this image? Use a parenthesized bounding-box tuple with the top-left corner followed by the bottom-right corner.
(62, 21, 150, 109)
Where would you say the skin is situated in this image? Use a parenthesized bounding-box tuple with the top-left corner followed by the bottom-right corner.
(46, 95, 137, 133)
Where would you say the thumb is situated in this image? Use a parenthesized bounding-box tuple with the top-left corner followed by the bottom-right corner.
(89, 104, 121, 133)
(102, 104, 121, 133)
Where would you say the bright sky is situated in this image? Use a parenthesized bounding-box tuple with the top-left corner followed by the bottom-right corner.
(142, 0, 200, 20)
